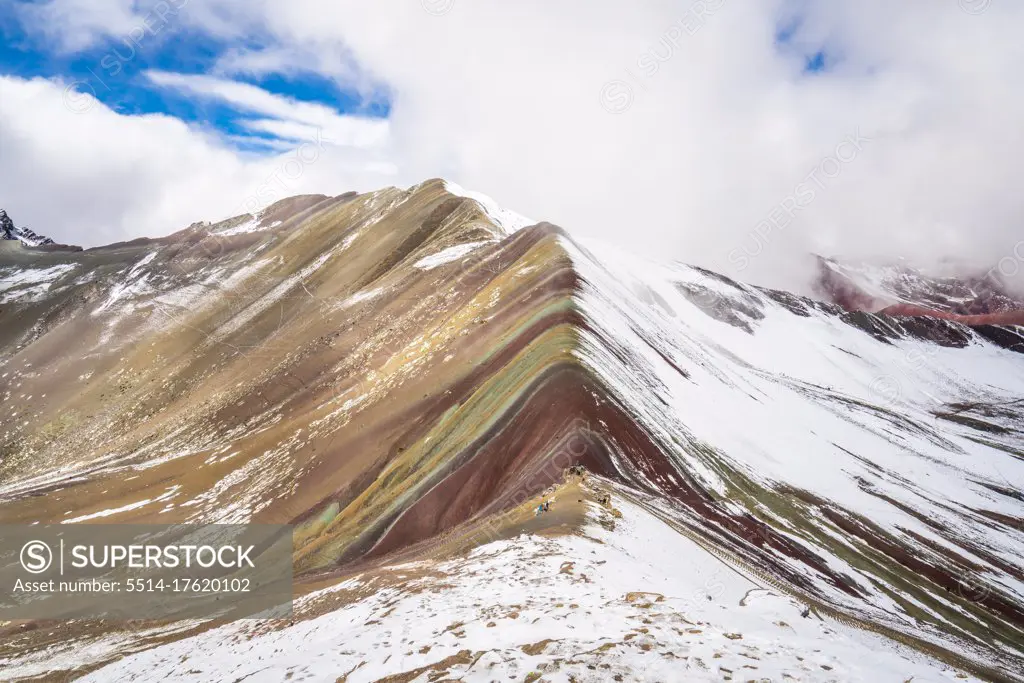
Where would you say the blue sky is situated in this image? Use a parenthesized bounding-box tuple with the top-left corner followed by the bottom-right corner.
(0, 0, 836, 156)
(773, 13, 836, 75)
(0, 1, 391, 153)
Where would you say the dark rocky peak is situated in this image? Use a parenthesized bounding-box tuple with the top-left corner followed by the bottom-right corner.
(0, 208, 56, 247)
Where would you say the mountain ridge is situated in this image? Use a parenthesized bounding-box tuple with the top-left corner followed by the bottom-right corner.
(1, 179, 1022, 681)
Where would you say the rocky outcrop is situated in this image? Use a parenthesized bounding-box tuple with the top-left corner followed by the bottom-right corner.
(0, 208, 56, 247)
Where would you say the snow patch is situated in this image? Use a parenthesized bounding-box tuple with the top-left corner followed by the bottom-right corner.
(414, 241, 489, 270)
(442, 180, 536, 233)
(81, 495, 977, 682)
(0, 263, 78, 303)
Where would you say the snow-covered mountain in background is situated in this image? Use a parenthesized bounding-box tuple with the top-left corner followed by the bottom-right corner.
(816, 254, 1024, 329)
(0, 208, 56, 247)
(0, 181, 1022, 682)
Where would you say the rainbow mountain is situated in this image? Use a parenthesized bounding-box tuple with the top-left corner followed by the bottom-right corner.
(1, 180, 1022, 681)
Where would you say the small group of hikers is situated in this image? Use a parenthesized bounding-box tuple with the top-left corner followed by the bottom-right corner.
(533, 465, 613, 516)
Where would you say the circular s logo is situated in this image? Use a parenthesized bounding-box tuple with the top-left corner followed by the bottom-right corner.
(959, 0, 991, 15)
(869, 375, 901, 405)
(599, 80, 634, 114)
(20, 540, 53, 574)
(422, 0, 455, 16)
(62, 81, 97, 114)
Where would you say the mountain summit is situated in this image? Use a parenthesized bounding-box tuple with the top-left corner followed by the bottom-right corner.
(0, 208, 55, 247)
(1, 180, 1022, 681)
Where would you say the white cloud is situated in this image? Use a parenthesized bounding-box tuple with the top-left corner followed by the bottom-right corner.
(144, 70, 390, 148)
(239, 119, 326, 143)
(0, 76, 397, 247)
(13, 0, 142, 52)
(213, 46, 312, 78)
(5, 1, 1024, 291)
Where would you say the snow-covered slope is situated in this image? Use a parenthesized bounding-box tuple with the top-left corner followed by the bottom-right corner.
(567, 236, 1024, 676)
(75, 490, 978, 683)
(0, 180, 1021, 681)
(442, 179, 537, 233)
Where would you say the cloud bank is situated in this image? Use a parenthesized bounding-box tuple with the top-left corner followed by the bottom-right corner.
(3, 0, 1023, 291)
